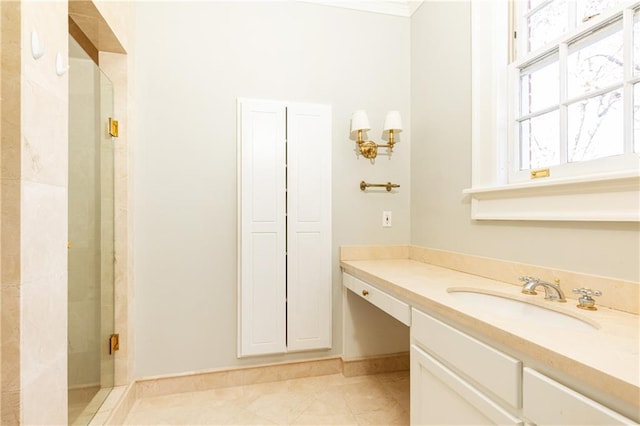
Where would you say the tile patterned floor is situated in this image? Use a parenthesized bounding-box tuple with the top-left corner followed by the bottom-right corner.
(123, 371, 409, 425)
(68, 385, 100, 424)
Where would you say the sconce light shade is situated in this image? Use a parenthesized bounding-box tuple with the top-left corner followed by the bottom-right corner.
(351, 110, 371, 133)
(383, 111, 403, 132)
(349, 109, 401, 159)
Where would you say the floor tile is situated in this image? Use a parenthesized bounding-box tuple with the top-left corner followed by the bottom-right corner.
(123, 371, 409, 425)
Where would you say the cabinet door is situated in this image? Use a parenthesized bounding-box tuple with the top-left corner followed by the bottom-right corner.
(523, 368, 636, 425)
(411, 308, 521, 408)
(286, 103, 332, 351)
(238, 99, 287, 357)
(411, 344, 523, 426)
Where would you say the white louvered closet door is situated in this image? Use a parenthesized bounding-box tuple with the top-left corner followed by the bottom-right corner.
(238, 100, 287, 356)
(238, 99, 332, 357)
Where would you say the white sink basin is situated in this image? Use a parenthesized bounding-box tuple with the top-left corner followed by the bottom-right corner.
(447, 287, 598, 330)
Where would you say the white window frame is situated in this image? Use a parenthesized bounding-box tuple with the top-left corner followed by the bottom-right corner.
(464, 0, 640, 222)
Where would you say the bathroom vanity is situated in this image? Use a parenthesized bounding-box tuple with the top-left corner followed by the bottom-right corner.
(341, 256, 640, 425)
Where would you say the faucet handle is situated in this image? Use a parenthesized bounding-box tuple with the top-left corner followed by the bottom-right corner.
(572, 288, 602, 311)
(572, 288, 602, 297)
(519, 275, 538, 283)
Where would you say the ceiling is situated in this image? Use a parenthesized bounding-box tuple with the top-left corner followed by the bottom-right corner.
(300, 0, 424, 17)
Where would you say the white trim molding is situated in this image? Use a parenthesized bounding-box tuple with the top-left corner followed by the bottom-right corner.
(298, 0, 423, 17)
(463, 172, 640, 222)
(468, 0, 640, 222)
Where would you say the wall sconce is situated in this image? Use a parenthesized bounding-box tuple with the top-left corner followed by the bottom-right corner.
(350, 110, 403, 159)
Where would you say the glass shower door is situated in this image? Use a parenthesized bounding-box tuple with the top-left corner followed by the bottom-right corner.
(68, 34, 115, 425)
(98, 63, 116, 394)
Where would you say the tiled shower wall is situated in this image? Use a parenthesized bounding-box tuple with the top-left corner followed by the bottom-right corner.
(0, 1, 134, 423)
(1, 1, 69, 423)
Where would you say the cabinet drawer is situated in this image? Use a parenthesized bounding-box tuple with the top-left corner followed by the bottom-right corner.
(412, 308, 522, 408)
(523, 368, 636, 425)
(343, 273, 411, 326)
(411, 343, 523, 425)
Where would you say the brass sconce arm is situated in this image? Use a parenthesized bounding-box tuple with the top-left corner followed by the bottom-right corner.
(355, 130, 397, 159)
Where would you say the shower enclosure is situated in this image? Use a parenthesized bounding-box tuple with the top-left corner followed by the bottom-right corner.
(67, 35, 116, 425)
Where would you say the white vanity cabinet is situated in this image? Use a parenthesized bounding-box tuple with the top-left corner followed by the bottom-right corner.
(410, 307, 638, 426)
(341, 269, 638, 426)
(523, 368, 637, 425)
(343, 273, 411, 326)
(411, 308, 523, 425)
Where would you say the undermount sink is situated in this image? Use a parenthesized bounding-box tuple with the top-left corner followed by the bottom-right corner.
(447, 287, 598, 330)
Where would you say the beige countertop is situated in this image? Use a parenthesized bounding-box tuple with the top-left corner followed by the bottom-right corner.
(341, 258, 640, 411)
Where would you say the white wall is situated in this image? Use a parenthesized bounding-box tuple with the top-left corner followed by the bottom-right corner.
(134, 1, 411, 377)
(343, 291, 409, 359)
(410, 1, 640, 283)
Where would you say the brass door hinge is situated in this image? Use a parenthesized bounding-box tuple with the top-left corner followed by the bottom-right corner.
(109, 118, 119, 137)
(109, 333, 120, 354)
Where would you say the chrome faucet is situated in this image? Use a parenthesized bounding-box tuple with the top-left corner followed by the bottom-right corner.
(519, 276, 566, 302)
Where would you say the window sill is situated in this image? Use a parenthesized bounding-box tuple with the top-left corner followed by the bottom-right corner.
(463, 172, 640, 222)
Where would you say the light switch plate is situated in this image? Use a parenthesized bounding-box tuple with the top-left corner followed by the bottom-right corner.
(383, 211, 392, 227)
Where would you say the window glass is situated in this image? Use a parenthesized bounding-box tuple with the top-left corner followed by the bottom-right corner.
(577, 0, 626, 21)
(520, 59, 559, 115)
(634, 83, 640, 153)
(567, 24, 623, 99)
(528, 0, 568, 52)
(512, 0, 637, 179)
(634, 12, 640, 76)
(520, 111, 560, 169)
(527, 0, 550, 12)
(567, 89, 623, 162)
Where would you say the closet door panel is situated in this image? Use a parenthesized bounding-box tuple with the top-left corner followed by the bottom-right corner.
(289, 232, 324, 349)
(286, 103, 332, 351)
(249, 233, 282, 342)
(238, 100, 287, 357)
